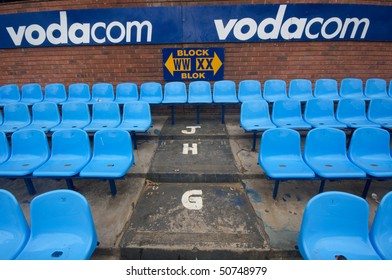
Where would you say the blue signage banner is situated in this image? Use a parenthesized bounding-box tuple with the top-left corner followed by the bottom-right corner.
(1, 4, 392, 48)
(163, 48, 224, 81)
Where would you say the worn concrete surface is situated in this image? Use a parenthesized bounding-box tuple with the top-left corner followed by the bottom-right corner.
(1, 113, 390, 260)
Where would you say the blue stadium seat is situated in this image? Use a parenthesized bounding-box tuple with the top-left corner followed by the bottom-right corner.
(51, 102, 90, 131)
(44, 83, 67, 104)
(163, 81, 188, 104)
(0, 189, 30, 260)
(313, 79, 341, 100)
(65, 83, 91, 103)
(0, 103, 31, 133)
(115, 82, 139, 104)
(262, 79, 288, 102)
(272, 99, 312, 129)
(0, 129, 49, 195)
(117, 101, 152, 132)
(348, 127, 392, 177)
(339, 78, 367, 99)
(117, 101, 152, 149)
(389, 80, 392, 97)
(90, 83, 114, 104)
(188, 80, 213, 103)
(364, 78, 389, 99)
(238, 80, 263, 102)
(162, 82, 187, 125)
(188, 81, 213, 124)
(370, 191, 392, 260)
(16, 190, 98, 260)
(348, 127, 392, 198)
(304, 128, 366, 183)
(139, 82, 163, 104)
(213, 80, 238, 124)
(336, 98, 380, 128)
(0, 111, 2, 125)
(0, 129, 49, 177)
(304, 99, 347, 128)
(367, 98, 392, 128)
(298, 191, 381, 260)
(213, 80, 238, 103)
(288, 79, 313, 102)
(258, 128, 315, 199)
(83, 102, 120, 132)
(33, 129, 91, 177)
(22, 102, 60, 132)
(0, 84, 20, 106)
(0, 131, 10, 164)
(240, 100, 276, 151)
(79, 129, 134, 195)
(20, 83, 43, 105)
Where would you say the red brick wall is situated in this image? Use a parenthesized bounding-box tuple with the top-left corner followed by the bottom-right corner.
(0, 0, 391, 94)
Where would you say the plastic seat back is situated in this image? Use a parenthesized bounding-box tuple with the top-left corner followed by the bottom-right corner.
(0, 84, 20, 105)
(260, 128, 303, 162)
(336, 98, 379, 128)
(188, 81, 212, 103)
(163, 81, 187, 103)
(272, 99, 311, 129)
(33, 129, 91, 177)
(314, 79, 340, 100)
(51, 129, 91, 161)
(340, 78, 365, 99)
(298, 191, 380, 260)
(79, 129, 134, 178)
(0, 131, 10, 164)
(349, 127, 391, 161)
(11, 129, 49, 160)
(84, 102, 120, 131)
(238, 80, 263, 102)
(304, 98, 346, 128)
(20, 83, 43, 105)
(365, 78, 388, 99)
(213, 80, 238, 103)
(367, 98, 392, 127)
(16, 190, 98, 260)
(52, 102, 90, 131)
(288, 79, 313, 101)
(348, 127, 392, 177)
(115, 83, 138, 103)
(119, 101, 152, 132)
(304, 128, 348, 161)
(0, 189, 30, 260)
(27, 102, 60, 131)
(389, 80, 392, 97)
(240, 100, 274, 129)
(1, 103, 31, 132)
(259, 128, 315, 178)
(263, 79, 287, 102)
(67, 83, 91, 103)
(91, 83, 114, 103)
(44, 83, 67, 104)
(94, 129, 133, 158)
(370, 191, 392, 260)
(140, 82, 163, 104)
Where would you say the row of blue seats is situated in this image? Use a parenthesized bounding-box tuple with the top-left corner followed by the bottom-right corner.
(240, 98, 392, 151)
(298, 190, 392, 260)
(258, 127, 392, 200)
(0, 189, 98, 260)
(0, 101, 151, 148)
(1, 78, 392, 107)
(0, 128, 134, 196)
